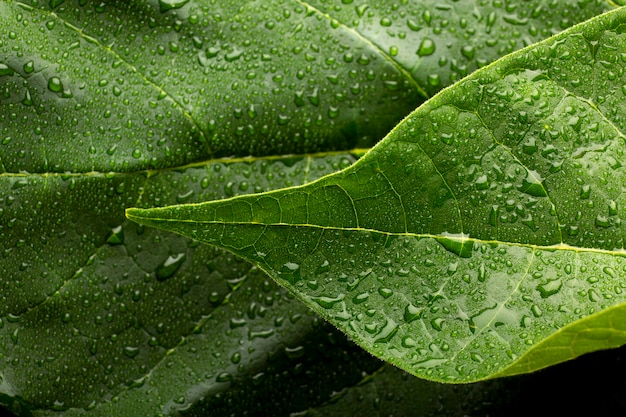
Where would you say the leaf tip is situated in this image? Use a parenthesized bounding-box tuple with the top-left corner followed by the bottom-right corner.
(125, 207, 146, 222)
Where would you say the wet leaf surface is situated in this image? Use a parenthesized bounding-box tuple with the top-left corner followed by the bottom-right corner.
(0, 0, 618, 414)
(129, 6, 626, 383)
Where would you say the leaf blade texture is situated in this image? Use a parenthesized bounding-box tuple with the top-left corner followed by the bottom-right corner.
(0, 0, 618, 414)
(128, 6, 626, 383)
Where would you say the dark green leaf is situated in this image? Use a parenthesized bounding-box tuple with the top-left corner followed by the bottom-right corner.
(0, 0, 617, 414)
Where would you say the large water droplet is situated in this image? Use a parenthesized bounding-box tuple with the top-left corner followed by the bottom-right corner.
(536, 279, 562, 298)
(403, 303, 422, 323)
(310, 294, 345, 309)
(437, 233, 473, 258)
(0, 64, 14, 77)
(417, 38, 435, 57)
(123, 346, 139, 358)
(48, 77, 63, 92)
(518, 169, 547, 197)
(374, 318, 398, 343)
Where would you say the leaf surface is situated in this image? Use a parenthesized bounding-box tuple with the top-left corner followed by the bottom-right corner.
(0, 0, 617, 413)
(128, 6, 626, 383)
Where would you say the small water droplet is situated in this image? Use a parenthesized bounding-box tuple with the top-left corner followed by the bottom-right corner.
(123, 346, 139, 358)
(155, 253, 186, 281)
(106, 226, 124, 245)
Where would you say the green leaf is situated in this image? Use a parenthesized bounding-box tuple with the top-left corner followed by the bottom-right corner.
(0, 152, 380, 416)
(0, 0, 617, 414)
(128, 6, 626, 383)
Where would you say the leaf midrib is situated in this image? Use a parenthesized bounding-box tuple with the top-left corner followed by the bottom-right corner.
(123, 216, 626, 258)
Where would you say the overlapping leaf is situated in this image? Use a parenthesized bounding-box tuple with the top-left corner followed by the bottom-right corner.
(0, 0, 618, 414)
(129, 6, 626, 383)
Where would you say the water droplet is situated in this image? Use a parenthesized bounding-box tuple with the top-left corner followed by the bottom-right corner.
(603, 266, 617, 278)
(230, 352, 241, 364)
(229, 318, 246, 329)
(403, 303, 422, 323)
(530, 304, 543, 318)
(402, 336, 417, 348)
(23, 61, 34, 74)
(281, 262, 301, 283)
(417, 38, 435, 57)
(310, 294, 344, 309)
(106, 226, 124, 245)
(216, 372, 232, 383)
(0, 64, 14, 77)
(461, 46, 475, 60)
(352, 292, 369, 304)
(536, 279, 562, 298)
(123, 346, 139, 358)
(48, 77, 63, 92)
(374, 318, 398, 343)
(437, 233, 473, 258)
(378, 287, 393, 298)
(155, 253, 186, 281)
(430, 318, 444, 331)
(518, 169, 547, 197)
(285, 345, 305, 359)
(158, 0, 189, 12)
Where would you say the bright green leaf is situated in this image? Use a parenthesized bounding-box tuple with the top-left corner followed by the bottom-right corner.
(128, 6, 626, 383)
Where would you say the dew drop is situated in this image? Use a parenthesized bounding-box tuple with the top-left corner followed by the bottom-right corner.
(518, 169, 547, 197)
(437, 233, 473, 258)
(158, 0, 189, 12)
(403, 303, 422, 323)
(281, 262, 301, 283)
(106, 225, 124, 245)
(536, 279, 562, 298)
(123, 346, 140, 358)
(310, 294, 344, 309)
(155, 253, 186, 281)
(461, 46, 475, 60)
(23, 61, 34, 74)
(374, 318, 398, 343)
(352, 292, 369, 304)
(430, 318, 444, 331)
(48, 77, 63, 92)
(216, 372, 232, 383)
(0, 64, 14, 77)
(417, 38, 435, 57)
(378, 287, 393, 298)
